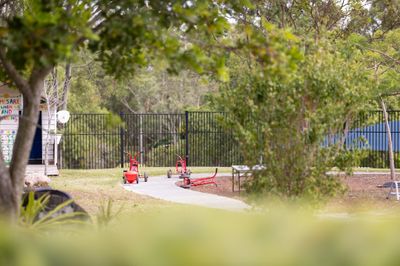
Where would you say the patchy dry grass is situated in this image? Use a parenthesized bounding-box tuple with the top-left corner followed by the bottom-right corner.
(50, 166, 400, 218)
(51, 167, 231, 216)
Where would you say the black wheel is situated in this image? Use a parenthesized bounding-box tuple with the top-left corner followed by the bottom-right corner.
(183, 177, 191, 187)
(136, 177, 139, 184)
(167, 169, 172, 178)
(123, 177, 127, 184)
(144, 172, 148, 182)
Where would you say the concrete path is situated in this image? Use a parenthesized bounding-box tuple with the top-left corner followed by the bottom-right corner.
(352, 171, 397, 175)
(329, 171, 397, 175)
(122, 173, 250, 211)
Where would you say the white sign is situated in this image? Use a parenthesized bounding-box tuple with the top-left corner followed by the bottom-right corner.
(0, 129, 16, 164)
(0, 94, 21, 123)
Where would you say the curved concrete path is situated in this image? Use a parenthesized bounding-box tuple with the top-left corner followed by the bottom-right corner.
(122, 173, 250, 211)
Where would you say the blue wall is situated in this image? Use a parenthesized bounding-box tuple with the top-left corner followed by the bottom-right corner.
(324, 121, 400, 151)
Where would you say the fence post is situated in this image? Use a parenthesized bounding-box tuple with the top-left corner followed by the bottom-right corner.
(120, 112, 124, 168)
(139, 114, 144, 164)
(185, 111, 189, 166)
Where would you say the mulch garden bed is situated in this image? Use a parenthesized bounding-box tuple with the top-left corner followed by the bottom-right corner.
(329, 173, 400, 211)
(176, 174, 400, 211)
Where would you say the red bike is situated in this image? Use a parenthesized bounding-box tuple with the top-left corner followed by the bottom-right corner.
(123, 152, 148, 184)
(167, 155, 191, 179)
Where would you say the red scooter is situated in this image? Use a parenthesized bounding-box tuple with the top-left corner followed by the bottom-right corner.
(123, 152, 148, 184)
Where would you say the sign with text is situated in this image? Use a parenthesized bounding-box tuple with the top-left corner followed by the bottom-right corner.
(0, 129, 16, 164)
(0, 94, 21, 164)
(0, 94, 21, 122)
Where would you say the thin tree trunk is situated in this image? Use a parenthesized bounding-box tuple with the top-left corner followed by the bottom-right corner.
(381, 98, 396, 180)
(338, 118, 350, 152)
(44, 68, 58, 175)
(60, 63, 71, 111)
(44, 97, 51, 176)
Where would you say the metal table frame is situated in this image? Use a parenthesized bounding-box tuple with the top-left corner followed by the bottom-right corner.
(231, 165, 265, 194)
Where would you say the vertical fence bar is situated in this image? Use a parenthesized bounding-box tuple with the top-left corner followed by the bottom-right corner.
(120, 112, 124, 168)
(185, 111, 189, 166)
(139, 114, 143, 164)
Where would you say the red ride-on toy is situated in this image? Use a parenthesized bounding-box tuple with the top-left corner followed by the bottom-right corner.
(167, 155, 191, 179)
(181, 168, 218, 189)
(123, 152, 148, 184)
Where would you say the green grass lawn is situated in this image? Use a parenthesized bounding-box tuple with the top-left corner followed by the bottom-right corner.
(51, 167, 231, 216)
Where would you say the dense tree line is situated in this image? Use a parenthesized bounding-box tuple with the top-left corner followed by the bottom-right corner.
(62, 50, 217, 114)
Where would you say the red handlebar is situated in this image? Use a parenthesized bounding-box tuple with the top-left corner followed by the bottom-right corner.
(125, 152, 141, 161)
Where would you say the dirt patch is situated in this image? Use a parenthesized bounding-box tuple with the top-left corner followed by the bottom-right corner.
(326, 174, 400, 212)
(177, 174, 400, 212)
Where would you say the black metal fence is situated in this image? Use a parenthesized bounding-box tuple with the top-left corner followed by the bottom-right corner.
(59, 112, 241, 169)
(348, 111, 400, 168)
(59, 110, 400, 169)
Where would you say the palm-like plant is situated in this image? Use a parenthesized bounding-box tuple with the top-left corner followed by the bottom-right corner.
(19, 192, 89, 233)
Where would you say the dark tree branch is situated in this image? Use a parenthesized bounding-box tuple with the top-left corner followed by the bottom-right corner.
(0, 46, 31, 97)
(60, 62, 71, 110)
(381, 91, 400, 97)
(367, 47, 400, 65)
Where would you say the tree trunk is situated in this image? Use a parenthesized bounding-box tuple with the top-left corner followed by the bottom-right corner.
(0, 153, 16, 220)
(60, 63, 71, 111)
(44, 99, 51, 176)
(8, 91, 42, 214)
(381, 98, 396, 180)
(0, 69, 48, 218)
(0, 94, 42, 218)
(340, 119, 350, 149)
(0, 42, 52, 218)
(44, 69, 58, 175)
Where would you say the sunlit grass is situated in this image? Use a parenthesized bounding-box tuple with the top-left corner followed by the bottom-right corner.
(51, 167, 231, 216)
(51, 166, 400, 218)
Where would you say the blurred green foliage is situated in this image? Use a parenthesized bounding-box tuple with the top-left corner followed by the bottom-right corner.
(3, 207, 400, 266)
